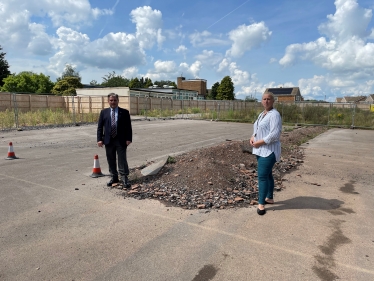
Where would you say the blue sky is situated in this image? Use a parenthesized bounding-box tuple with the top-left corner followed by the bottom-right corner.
(1, 0, 374, 101)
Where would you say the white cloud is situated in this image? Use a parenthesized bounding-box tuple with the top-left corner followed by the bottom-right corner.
(122, 67, 139, 78)
(189, 61, 202, 78)
(298, 75, 326, 99)
(164, 25, 185, 41)
(27, 23, 53, 55)
(369, 28, 374, 39)
(226, 22, 272, 58)
(48, 27, 146, 75)
(280, 0, 374, 75)
(269, 58, 277, 64)
(195, 50, 223, 66)
(189, 31, 228, 47)
(0, 0, 112, 27)
(179, 61, 202, 78)
(318, 0, 372, 41)
(217, 58, 230, 72)
(176, 45, 187, 53)
(153, 60, 177, 73)
(216, 58, 250, 86)
(0, 9, 32, 50)
(0, 0, 113, 54)
(228, 62, 250, 86)
(130, 6, 165, 49)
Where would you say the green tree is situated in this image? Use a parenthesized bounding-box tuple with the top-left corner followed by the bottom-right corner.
(57, 64, 81, 82)
(144, 77, 153, 88)
(0, 45, 11, 87)
(101, 71, 130, 87)
(245, 95, 257, 102)
(1, 71, 54, 93)
(129, 77, 141, 88)
(207, 82, 220, 100)
(216, 76, 235, 100)
(51, 77, 82, 96)
(153, 80, 177, 88)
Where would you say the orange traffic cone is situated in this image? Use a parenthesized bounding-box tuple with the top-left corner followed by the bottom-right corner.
(6, 142, 18, 160)
(90, 155, 105, 178)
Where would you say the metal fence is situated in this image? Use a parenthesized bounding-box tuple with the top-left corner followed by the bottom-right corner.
(1, 91, 373, 130)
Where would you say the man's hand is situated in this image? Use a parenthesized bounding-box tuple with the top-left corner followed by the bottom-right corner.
(97, 141, 103, 147)
(126, 141, 132, 146)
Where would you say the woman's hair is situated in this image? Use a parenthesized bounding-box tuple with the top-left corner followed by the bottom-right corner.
(263, 92, 275, 100)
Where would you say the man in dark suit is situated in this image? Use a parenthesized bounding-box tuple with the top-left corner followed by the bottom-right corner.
(97, 93, 132, 187)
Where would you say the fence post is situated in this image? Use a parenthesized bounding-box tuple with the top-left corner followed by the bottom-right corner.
(182, 99, 184, 119)
(72, 95, 76, 124)
(351, 103, 356, 128)
(160, 98, 163, 118)
(13, 93, 19, 129)
(137, 97, 139, 115)
(327, 103, 331, 125)
(171, 98, 173, 117)
(145, 97, 149, 120)
(29, 95, 32, 111)
(78, 97, 81, 114)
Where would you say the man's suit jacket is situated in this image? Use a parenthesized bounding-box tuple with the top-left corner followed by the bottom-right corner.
(97, 107, 132, 146)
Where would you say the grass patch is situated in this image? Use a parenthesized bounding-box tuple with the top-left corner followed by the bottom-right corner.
(0, 109, 100, 130)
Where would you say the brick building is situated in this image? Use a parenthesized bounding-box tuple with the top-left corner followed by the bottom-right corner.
(177, 77, 207, 98)
(264, 87, 303, 102)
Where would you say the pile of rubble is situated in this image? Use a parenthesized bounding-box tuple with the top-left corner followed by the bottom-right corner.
(114, 126, 327, 210)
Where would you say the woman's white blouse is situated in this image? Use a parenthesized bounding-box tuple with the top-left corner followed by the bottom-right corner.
(252, 109, 282, 161)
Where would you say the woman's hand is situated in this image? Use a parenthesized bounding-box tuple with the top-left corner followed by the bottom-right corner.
(251, 139, 266, 148)
(250, 136, 255, 146)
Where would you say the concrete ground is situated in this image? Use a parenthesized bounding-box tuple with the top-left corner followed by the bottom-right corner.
(0, 119, 373, 281)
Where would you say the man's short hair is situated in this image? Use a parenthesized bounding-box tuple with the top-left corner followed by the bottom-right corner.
(107, 93, 119, 100)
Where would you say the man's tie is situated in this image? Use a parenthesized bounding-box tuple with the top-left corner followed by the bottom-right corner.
(111, 109, 117, 138)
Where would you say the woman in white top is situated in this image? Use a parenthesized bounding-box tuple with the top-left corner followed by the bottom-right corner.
(250, 92, 282, 215)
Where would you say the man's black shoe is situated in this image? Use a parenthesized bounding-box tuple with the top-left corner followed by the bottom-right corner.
(123, 176, 131, 189)
(107, 178, 119, 187)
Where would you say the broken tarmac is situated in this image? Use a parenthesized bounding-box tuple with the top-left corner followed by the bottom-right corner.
(0, 119, 373, 280)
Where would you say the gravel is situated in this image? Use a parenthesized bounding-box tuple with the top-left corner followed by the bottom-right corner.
(112, 126, 329, 210)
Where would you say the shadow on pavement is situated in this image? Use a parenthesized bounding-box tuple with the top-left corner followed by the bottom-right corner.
(269, 196, 344, 211)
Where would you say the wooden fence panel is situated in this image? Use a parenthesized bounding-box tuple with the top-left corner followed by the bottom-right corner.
(1, 92, 371, 115)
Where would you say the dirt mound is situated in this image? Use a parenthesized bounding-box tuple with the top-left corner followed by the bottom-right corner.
(116, 126, 329, 210)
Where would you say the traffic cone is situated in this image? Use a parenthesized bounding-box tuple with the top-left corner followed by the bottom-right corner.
(90, 155, 105, 178)
(6, 142, 18, 160)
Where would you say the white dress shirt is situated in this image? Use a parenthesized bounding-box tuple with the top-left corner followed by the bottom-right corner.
(252, 108, 282, 161)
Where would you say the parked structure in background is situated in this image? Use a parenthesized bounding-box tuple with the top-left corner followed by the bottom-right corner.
(177, 76, 207, 98)
(130, 88, 202, 100)
(335, 97, 343, 103)
(336, 96, 367, 103)
(264, 87, 303, 102)
(365, 94, 374, 103)
(76, 87, 130, 97)
(76, 87, 202, 100)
